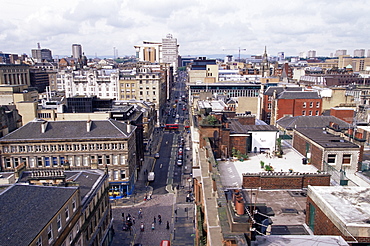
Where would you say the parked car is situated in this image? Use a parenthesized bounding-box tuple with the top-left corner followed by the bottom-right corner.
(178, 148, 183, 154)
(177, 159, 183, 166)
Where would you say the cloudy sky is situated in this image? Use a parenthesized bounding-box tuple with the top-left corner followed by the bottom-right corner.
(1, 0, 370, 58)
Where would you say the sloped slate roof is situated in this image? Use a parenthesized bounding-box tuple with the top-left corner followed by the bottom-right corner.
(0, 119, 135, 142)
(277, 116, 351, 129)
(277, 91, 320, 99)
(0, 184, 78, 246)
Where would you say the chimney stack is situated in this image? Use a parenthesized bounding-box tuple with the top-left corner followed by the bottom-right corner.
(87, 120, 92, 132)
(41, 121, 48, 133)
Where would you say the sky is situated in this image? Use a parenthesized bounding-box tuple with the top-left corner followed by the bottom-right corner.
(1, 0, 370, 59)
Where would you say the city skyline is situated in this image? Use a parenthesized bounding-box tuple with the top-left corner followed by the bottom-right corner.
(1, 0, 370, 58)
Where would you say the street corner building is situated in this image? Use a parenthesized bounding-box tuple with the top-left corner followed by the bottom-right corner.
(0, 118, 138, 198)
(0, 169, 113, 246)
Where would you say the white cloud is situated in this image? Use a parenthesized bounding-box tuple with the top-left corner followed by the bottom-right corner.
(1, 0, 370, 58)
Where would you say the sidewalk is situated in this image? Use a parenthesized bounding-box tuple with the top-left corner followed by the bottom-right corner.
(111, 127, 163, 208)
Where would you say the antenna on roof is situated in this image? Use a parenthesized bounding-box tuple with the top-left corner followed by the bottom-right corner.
(37, 43, 41, 49)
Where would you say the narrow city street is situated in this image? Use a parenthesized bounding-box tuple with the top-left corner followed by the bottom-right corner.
(110, 71, 194, 246)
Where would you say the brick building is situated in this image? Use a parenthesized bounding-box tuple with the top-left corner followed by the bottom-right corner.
(242, 172, 331, 189)
(307, 186, 370, 245)
(292, 128, 361, 173)
(330, 107, 355, 124)
(197, 112, 278, 158)
(270, 90, 322, 125)
(261, 86, 303, 124)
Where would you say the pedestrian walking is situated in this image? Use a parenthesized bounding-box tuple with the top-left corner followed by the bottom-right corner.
(121, 212, 124, 218)
(152, 222, 155, 230)
(140, 222, 144, 232)
(138, 209, 142, 219)
(132, 216, 136, 224)
(154, 216, 156, 224)
(166, 221, 170, 230)
(159, 218, 162, 225)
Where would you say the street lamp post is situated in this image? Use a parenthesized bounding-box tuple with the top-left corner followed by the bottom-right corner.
(187, 178, 192, 192)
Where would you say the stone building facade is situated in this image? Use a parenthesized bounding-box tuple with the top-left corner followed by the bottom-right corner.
(0, 119, 137, 197)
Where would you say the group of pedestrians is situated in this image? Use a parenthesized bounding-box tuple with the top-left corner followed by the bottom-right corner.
(122, 213, 135, 234)
(124, 209, 171, 233)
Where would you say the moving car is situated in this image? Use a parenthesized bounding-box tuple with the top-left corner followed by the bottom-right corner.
(177, 159, 183, 166)
(154, 153, 160, 159)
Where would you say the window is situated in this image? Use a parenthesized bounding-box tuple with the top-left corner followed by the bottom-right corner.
(315, 110, 319, 116)
(98, 155, 103, 165)
(45, 157, 50, 167)
(52, 157, 58, 166)
(36, 236, 42, 246)
(303, 102, 306, 108)
(57, 214, 62, 231)
(106, 155, 111, 165)
(121, 170, 126, 179)
(310, 102, 313, 108)
(76, 221, 80, 233)
(302, 110, 306, 116)
(267, 103, 271, 110)
(72, 198, 76, 212)
(308, 203, 315, 231)
(316, 102, 320, 108)
(343, 154, 351, 165)
(37, 157, 43, 167)
(113, 170, 119, 180)
(309, 110, 312, 116)
(47, 224, 53, 243)
(65, 207, 70, 221)
(60, 157, 65, 165)
(69, 232, 73, 244)
(30, 157, 35, 167)
(327, 154, 336, 164)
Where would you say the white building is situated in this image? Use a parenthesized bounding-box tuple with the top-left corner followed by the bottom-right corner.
(162, 33, 179, 71)
(62, 69, 119, 99)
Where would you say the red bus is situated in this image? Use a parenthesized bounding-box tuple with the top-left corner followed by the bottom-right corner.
(165, 124, 179, 130)
(160, 240, 170, 246)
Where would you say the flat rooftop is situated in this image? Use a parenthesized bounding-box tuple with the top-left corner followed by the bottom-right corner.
(309, 186, 370, 227)
(218, 141, 318, 188)
(295, 128, 359, 149)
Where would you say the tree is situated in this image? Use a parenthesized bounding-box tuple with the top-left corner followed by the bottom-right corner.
(206, 115, 217, 125)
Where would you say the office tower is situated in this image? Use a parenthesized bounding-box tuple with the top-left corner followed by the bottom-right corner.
(277, 52, 285, 61)
(31, 43, 53, 62)
(134, 41, 161, 63)
(354, 49, 365, 57)
(299, 52, 306, 59)
(162, 33, 179, 70)
(335, 50, 347, 57)
(308, 50, 316, 58)
(72, 44, 82, 59)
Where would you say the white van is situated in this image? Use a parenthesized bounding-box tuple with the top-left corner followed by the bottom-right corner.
(148, 172, 155, 182)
